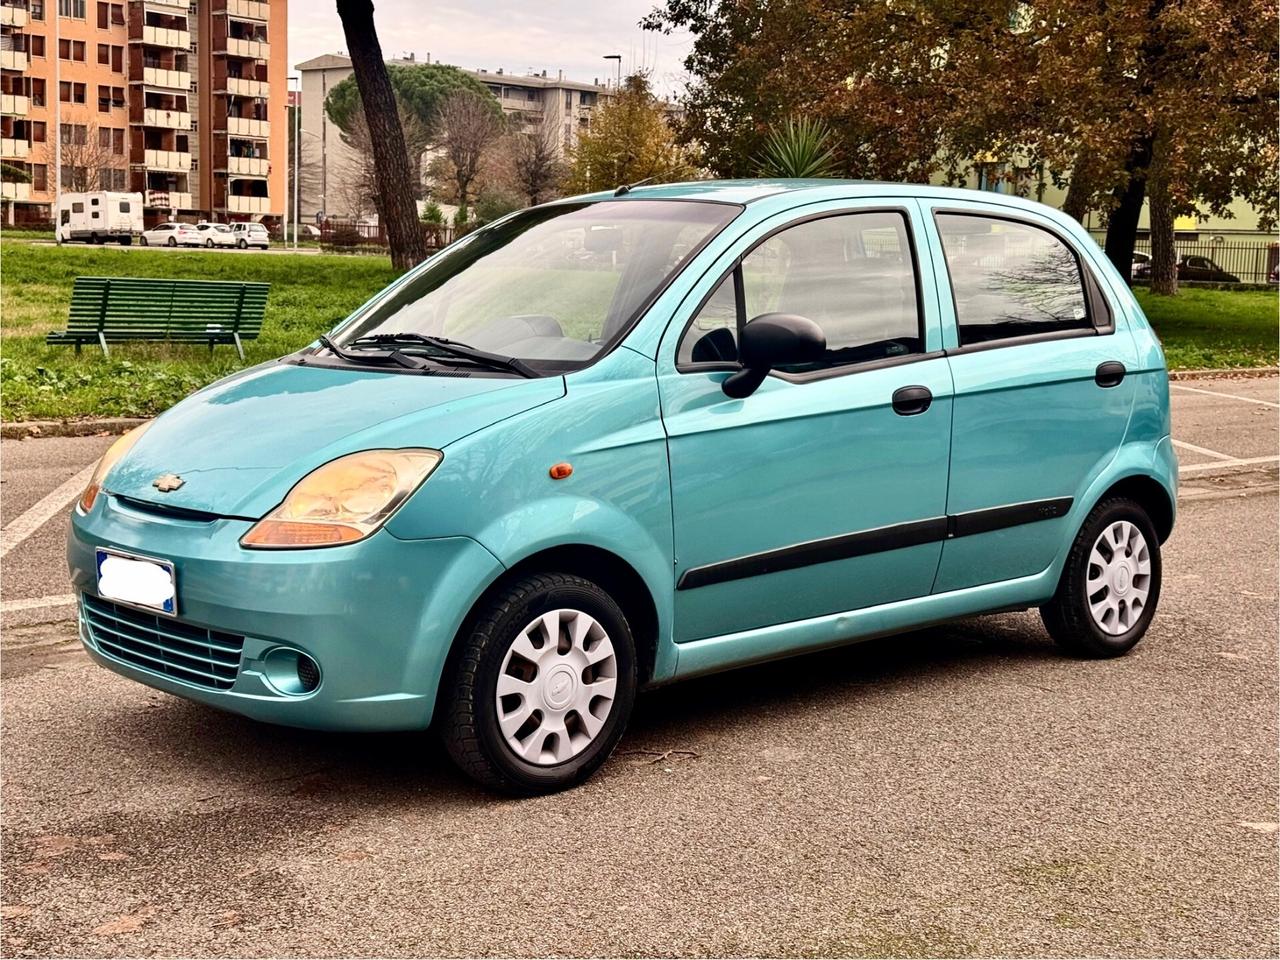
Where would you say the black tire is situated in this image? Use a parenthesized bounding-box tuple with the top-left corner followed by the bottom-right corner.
(167, 236, 177, 247)
(120, 236, 131, 246)
(1041, 496, 1162, 658)
(206, 238, 214, 247)
(140, 236, 148, 246)
(237, 238, 247, 249)
(441, 572, 637, 795)
(90, 233, 99, 244)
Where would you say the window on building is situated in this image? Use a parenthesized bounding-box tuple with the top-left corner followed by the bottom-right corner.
(30, 79, 46, 106)
(59, 39, 85, 61)
(59, 123, 88, 145)
(28, 35, 45, 58)
(31, 121, 46, 142)
(110, 2, 122, 24)
(98, 126, 111, 148)
(935, 213, 1092, 345)
(564, 91, 572, 111)
(111, 45, 122, 71)
(58, 81, 70, 102)
(30, 0, 45, 20)
(112, 127, 124, 154)
(99, 167, 126, 191)
(96, 1, 107, 28)
(32, 164, 47, 192)
(97, 84, 110, 112)
(59, 0, 86, 17)
(74, 82, 85, 103)
(97, 42, 108, 64)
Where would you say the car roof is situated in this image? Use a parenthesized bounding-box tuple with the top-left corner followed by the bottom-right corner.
(564, 178, 1065, 217)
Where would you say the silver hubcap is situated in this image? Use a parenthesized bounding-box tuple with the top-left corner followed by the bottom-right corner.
(495, 609, 617, 766)
(1087, 520, 1152, 635)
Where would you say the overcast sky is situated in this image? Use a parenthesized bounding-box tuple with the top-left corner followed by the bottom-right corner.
(289, 1, 694, 94)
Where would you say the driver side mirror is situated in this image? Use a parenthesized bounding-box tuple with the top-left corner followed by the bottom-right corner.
(722, 313, 826, 398)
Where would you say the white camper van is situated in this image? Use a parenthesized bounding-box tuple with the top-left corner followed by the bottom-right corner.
(56, 192, 144, 245)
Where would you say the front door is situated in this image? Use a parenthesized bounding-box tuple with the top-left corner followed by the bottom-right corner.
(657, 201, 954, 643)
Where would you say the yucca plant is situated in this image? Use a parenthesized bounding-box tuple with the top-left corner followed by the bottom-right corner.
(756, 116, 839, 179)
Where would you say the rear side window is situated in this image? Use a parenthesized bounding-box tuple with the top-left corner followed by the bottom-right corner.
(119, 201, 129, 212)
(679, 210, 922, 373)
(936, 214, 1090, 346)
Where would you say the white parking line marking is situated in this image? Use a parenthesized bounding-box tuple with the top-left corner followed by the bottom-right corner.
(0, 464, 94, 559)
(1179, 455, 1280, 475)
(1, 594, 75, 613)
(1172, 439, 1237, 461)
(1171, 383, 1280, 408)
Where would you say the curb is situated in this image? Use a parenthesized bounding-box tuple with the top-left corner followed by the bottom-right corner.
(1168, 366, 1278, 381)
(1, 417, 147, 440)
(2, 368, 1275, 440)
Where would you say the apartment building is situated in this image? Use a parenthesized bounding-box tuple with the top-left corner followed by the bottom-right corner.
(295, 52, 611, 220)
(0, 0, 286, 227)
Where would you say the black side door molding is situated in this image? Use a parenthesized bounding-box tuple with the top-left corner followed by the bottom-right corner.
(676, 496, 1074, 590)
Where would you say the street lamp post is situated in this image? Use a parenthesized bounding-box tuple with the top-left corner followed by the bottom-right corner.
(603, 54, 622, 91)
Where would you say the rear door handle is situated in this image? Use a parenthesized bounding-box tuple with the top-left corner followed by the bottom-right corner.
(1095, 361, 1126, 388)
(892, 385, 933, 416)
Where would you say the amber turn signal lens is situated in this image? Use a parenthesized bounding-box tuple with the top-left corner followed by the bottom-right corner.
(240, 520, 366, 547)
(79, 482, 102, 514)
(549, 462, 573, 480)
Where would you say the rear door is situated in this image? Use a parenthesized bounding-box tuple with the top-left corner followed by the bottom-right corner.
(919, 201, 1138, 593)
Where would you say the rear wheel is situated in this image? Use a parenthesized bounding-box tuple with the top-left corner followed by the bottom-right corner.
(441, 573, 637, 794)
(237, 238, 247, 249)
(205, 238, 214, 248)
(1041, 497, 1162, 658)
(140, 236, 148, 246)
(166, 236, 177, 247)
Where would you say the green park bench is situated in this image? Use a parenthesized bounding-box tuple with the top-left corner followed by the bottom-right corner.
(45, 276, 270, 360)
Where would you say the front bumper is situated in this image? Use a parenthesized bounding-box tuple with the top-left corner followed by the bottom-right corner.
(70, 494, 504, 731)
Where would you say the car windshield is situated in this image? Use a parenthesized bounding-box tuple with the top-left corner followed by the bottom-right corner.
(332, 199, 739, 371)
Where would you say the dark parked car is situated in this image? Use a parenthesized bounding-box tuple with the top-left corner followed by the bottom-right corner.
(1134, 254, 1240, 283)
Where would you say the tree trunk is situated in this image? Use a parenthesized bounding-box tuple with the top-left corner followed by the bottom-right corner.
(1103, 134, 1154, 284)
(1062, 157, 1093, 224)
(1146, 134, 1178, 296)
(336, 0, 427, 271)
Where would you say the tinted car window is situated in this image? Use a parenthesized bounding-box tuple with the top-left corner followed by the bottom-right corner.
(936, 214, 1089, 345)
(679, 211, 921, 373)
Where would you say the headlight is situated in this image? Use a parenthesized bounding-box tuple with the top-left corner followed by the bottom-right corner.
(240, 449, 442, 549)
(78, 421, 154, 514)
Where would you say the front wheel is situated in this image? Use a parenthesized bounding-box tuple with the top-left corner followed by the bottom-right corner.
(441, 573, 637, 794)
(140, 236, 148, 246)
(166, 236, 177, 247)
(1041, 497, 1162, 658)
(237, 239, 247, 249)
(206, 238, 214, 248)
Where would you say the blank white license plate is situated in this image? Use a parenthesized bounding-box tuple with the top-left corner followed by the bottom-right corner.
(96, 548, 177, 616)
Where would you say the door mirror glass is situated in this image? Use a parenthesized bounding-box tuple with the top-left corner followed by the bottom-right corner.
(722, 313, 825, 398)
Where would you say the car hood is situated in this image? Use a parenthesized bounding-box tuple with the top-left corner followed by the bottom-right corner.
(104, 360, 564, 518)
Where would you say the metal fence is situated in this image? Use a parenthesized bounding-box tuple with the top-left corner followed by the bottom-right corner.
(318, 220, 457, 252)
(1131, 240, 1278, 284)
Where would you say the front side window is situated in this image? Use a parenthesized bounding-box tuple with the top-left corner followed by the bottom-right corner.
(679, 210, 922, 373)
(936, 213, 1090, 346)
(336, 200, 738, 372)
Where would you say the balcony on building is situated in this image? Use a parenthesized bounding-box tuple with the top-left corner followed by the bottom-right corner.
(0, 135, 29, 159)
(2, 180, 31, 199)
(211, 0, 269, 22)
(214, 94, 269, 139)
(220, 173, 270, 216)
(130, 51, 191, 90)
(211, 58, 269, 98)
(214, 16, 269, 62)
(128, 7, 191, 51)
(1, 92, 28, 115)
(0, 46, 28, 72)
(135, 169, 192, 210)
(0, 0, 29, 29)
(131, 89, 191, 130)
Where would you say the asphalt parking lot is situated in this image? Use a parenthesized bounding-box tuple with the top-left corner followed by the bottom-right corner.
(2, 374, 1276, 957)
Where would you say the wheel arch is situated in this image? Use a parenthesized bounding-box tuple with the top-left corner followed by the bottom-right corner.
(1093, 473, 1175, 543)
(433, 543, 662, 724)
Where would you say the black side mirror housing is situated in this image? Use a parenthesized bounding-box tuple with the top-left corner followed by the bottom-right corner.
(722, 313, 826, 398)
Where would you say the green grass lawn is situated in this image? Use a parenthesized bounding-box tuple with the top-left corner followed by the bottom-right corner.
(1, 241, 397, 420)
(1134, 287, 1278, 370)
(0, 239, 1275, 420)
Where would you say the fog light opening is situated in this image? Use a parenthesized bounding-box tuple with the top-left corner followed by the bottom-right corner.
(262, 648, 321, 696)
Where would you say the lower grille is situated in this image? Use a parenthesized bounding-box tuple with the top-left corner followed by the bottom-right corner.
(82, 594, 245, 691)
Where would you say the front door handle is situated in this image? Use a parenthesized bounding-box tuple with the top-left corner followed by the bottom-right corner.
(892, 385, 933, 416)
(1095, 361, 1126, 388)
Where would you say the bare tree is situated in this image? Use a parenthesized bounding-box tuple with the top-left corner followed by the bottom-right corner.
(335, 0, 427, 269)
(58, 118, 123, 192)
(511, 110, 565, 206)
(435, 90, 506, 211)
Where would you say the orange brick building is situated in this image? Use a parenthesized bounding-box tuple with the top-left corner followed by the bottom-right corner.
(1, 0, 287, 229)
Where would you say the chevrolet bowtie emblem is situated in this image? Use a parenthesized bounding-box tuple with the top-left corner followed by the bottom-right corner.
(152, 473, 185, 492)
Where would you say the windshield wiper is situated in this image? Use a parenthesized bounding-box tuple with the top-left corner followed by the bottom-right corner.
(317, 334, 425, 371)
(349, 333, 538, 379)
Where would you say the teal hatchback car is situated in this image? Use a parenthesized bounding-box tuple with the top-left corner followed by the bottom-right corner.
(70, 181, 1176, 793)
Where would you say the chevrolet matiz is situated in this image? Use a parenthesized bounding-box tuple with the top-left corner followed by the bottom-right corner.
(69, 181, 1176, 794)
